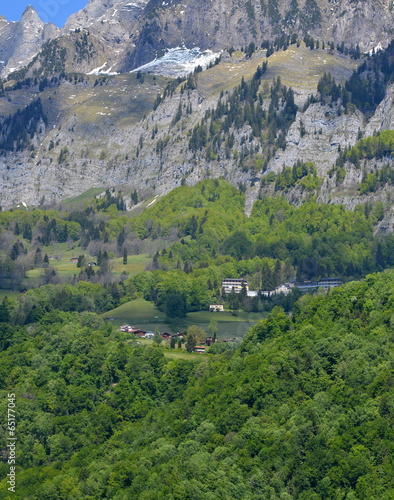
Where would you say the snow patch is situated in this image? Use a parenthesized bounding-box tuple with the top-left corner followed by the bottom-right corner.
(365, 42, 384, 56)
(147, 196, 158, 207)
(131, 47, 222, 77)
(87, 62, 118, 76)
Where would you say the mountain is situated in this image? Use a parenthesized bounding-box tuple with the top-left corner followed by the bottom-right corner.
(0, 6, 58, 77)
(1, 0, 393, 79)
(2, 0, 394, 221)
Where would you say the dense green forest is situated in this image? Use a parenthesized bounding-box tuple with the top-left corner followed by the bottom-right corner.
(1, 269, 394, 498)
(0, 180, 392, 318)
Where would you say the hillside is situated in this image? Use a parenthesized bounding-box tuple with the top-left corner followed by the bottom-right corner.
(0, 178, 390, 289)
(1, 268, 394, 498)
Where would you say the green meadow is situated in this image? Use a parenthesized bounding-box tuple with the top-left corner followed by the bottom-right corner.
(0, 290, 20, 301)
(26, 253, 151, 281)
(104, 298, 264, 338)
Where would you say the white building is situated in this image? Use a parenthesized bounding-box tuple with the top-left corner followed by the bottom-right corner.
(222, 279, 249, 294)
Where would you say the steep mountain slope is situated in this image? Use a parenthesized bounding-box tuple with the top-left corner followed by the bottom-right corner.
(2, 1, 394, 218)
(63, 0, 149, 74)
(0, 44, 357, 210)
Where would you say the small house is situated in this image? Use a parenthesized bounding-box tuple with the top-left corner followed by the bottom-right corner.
(209, 304, 224, 312)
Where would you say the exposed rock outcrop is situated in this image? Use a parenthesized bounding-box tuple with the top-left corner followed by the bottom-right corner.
(0, 6, 58, 78)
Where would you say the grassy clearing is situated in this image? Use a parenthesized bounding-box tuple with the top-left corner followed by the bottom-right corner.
(198, 44, 359, 104)
(71, 73, 168, 126)
(261, 45, 358, 99)
(198, 50, 267, 95)
(163, 351, 206, 361)
(60, 187, 104, 208)
(104, 298, 163, 324)
(0, 290, 20, 301)
(104, 298, 264, 338)
(26, 254, 150, 282)
(27, 261, 79, 278)
(124, 336, 207, 360)
(112, 255, 151, 276)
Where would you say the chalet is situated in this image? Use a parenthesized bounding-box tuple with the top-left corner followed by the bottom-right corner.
(130, 329, 146, 336)
(161, 332, 171, 339)
(70, 258, 79, 263)
(119, 325, 147, 335)
(119, 324, 135, 332)
(195, 345, 206, 353)
(209, 304, 224, 312)
(222, 278, 249, 294)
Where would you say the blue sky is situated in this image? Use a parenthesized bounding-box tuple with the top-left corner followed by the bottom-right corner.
(2, 1, 88, 27)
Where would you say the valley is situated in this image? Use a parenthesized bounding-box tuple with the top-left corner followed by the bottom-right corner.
(1, 1, 394, 498)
